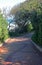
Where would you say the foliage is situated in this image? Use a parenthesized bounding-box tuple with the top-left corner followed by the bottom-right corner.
(10, 0, 42, 46)
(0, 13, 9, 43)
(10, 0, 42, 14)
(26, 22, 33, 32)
(31, 4, 42, 46)
(14, 10, 33, 33)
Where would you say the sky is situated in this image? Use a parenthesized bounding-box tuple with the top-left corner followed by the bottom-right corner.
(0, 0, 26, 9)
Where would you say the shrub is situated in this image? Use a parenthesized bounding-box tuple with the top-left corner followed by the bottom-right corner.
(0, 14, 9, 43)
(32, 10, 42, 47)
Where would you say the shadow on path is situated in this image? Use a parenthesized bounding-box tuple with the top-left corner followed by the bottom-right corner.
(0, 32, 42, 65)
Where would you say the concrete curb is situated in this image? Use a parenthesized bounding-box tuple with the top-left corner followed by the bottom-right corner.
(31, 40, 42, 56)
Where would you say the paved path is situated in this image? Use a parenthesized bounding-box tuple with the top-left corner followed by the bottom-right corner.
(0, 32, 42, 65)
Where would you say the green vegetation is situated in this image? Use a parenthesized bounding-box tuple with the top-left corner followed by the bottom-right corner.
(14, 10, 33, 33)
(10, 0, 42, 14)
(32, 9, 42, 47)
(0, 13, 9, 44)
(10, 0, 42, 46)
(0, 0, 42, 47)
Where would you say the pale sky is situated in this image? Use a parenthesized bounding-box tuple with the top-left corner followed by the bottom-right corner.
(0, 0, 26, 9)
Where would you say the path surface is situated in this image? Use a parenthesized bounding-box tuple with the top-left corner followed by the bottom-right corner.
(0, 32, 42, 65)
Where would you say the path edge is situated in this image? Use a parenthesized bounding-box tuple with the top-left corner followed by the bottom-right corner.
(31, 40, 42, 56)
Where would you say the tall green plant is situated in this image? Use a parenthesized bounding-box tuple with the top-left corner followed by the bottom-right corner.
(0, 13, 9, 43)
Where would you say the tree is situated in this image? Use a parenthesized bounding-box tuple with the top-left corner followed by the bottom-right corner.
(14, 10, 30, 32)
(31, 4, 42, 46)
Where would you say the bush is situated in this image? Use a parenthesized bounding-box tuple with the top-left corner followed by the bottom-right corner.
(8, 31, 20, 37)
(26, 22, 33, 32)
(38, 23, 42, 46)
(0, 14, 9, 43)
(32, 13, 42, 47)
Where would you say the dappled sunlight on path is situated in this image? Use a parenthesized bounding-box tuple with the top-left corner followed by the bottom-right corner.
(5, 37, 30, 44)
(0, 46, 10, 65)
(0, 32, 42, 65)
(0, 46, 8, 54)
(0, 61, 12, 65)
(0, 60, 28, 65)
(0, 35, 31, 65)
